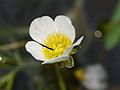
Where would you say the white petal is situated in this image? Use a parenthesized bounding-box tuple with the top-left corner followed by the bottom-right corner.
(73, 36, 84, 46)
(41, 36, 84, 64)
(29, 16, 57, 44)
(25, 41, 47, 61)
(63, 36, 84, 55)
(42, 55, 69, 64)
(63, 46, 73, 55)
(55, 15, 75, 42)
(64, 56, 74, 68)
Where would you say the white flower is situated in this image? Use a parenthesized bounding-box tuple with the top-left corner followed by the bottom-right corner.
(82, 64, 107, 90)
(25, 15, 84, 68)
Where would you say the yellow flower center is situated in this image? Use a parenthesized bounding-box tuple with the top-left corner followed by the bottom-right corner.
(42, 33, 72, 60)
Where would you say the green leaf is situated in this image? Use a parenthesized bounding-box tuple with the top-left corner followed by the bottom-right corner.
(104, 0, 120, 50)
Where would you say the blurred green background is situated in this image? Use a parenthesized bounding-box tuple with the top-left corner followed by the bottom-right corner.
(0, 0, 120, 90)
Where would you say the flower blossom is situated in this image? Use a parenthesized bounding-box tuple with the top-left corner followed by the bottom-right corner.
(82, 64, 107, 90)
(25, 15, 84, 68)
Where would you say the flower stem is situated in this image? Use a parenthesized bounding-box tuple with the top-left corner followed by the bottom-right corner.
(55, 64, 67, 90)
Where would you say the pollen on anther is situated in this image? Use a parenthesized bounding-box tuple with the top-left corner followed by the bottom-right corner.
(42, 33, 72, 59)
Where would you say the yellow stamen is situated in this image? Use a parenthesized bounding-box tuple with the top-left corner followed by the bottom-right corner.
(42, 33, 72, 59)
(74, 68, 85, 81)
